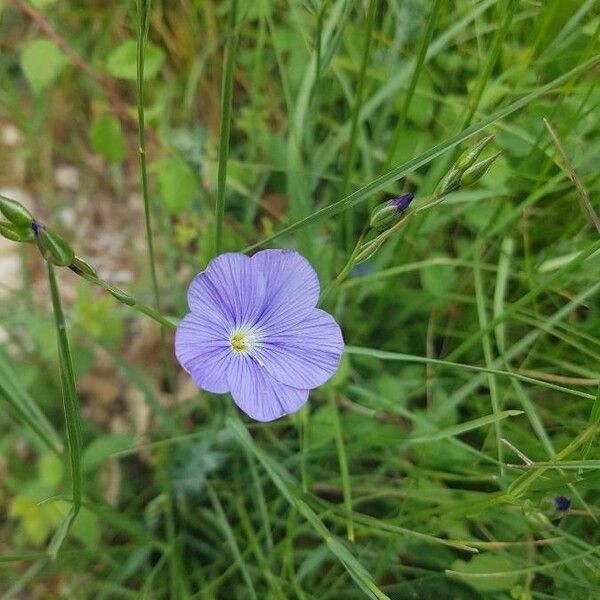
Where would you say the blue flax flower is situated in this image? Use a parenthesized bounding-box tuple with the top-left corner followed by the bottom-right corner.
(175, 250, 344, 421)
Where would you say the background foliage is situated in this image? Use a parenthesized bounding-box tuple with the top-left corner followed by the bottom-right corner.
(1, 0, 599, 598)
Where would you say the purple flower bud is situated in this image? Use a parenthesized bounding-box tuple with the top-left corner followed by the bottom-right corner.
(390, 192, 415, 214)
(369, 193, 414, 230)
(553, 496, 571, 513)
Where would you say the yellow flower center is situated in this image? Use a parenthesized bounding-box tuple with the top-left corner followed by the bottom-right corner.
(230, 331, 250, 352)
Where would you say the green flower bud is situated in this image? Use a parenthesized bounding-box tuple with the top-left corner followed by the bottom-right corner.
(108, 285, 136, 306)
(454, 134, 495, 171)
(369, 193, 414, 231)
(460, 152, 501, 187)
(0, 221, 22, 241)
(0, 221, 35, 242)
(0, 196, 34, 228)
(34, 224, 75, 267)
(522, 500, 553, 532)
(70, 256, 98, 278)
(434, 167, 462, 197)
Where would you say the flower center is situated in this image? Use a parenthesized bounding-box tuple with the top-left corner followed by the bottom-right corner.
(230, 329, 259, 354)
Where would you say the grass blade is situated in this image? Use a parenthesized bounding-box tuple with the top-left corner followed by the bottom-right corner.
(407, 410, 522, 444)
(344, 346, 595, 400)
(0, 350, 62, 453)
(45, 261, 82, 558)
(215, 0, 239, 254)
(327, 390, 354, 541)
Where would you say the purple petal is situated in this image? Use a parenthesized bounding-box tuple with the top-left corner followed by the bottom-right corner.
(188, 253, 266, 328)
(175, 312, 233, 393)
(390, 192, 414, 213)
(257, 309, 344, 389)
(252, 250, 320, 328)
(227, 356, 309, 421)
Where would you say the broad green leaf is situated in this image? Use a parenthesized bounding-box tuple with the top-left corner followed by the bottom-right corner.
(20, 39, 66, 95)
(156, 158, 198, 214)
(90, 114, 126, 163)
(82, 433, 134, 473)
(106, 39, 164, 80)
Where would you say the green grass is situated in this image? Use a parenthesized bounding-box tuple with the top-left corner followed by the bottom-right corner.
(1, 0, 599, 598)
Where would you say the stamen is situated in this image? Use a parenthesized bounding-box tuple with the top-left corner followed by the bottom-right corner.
(229, 329, 262, 354)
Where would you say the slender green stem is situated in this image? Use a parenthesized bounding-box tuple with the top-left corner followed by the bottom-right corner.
(215, 0, 239, 255)
(136, 0, 177, 397)
(319, 233, 365, 306)
(383, 0, 442, 171)
(46, 260, 82, 557)
(136, 0, 161, 315)
(340, 0, 377, 249)
(75, 269, 177, 331)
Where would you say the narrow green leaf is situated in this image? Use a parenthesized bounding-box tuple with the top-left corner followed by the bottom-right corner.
(0, 350, 63, 453)
(46, 261, 82, 558)
(407, 410, 522, 444)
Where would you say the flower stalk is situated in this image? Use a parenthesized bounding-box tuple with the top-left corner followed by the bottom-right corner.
(324, 137, 501, 296)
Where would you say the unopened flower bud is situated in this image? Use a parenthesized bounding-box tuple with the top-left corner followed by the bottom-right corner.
(522, 500, 553, 532)
(370, 193, 414, 230)
(460, 152, 501, 187)
(552, 495, 571, 513)
(0, 196, 34, 228)
(34, 223, 75, 267)
(0, 221, 21, 241)
(70, 256, 98, 278)
(0, 221, 35, 242)
(434, 167, 462, 197)
(454, 134, 495, 171)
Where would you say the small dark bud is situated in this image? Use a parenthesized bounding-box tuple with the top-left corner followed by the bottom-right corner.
(369, 193, 414, 230)
(553, 496, 571, 513)
(35, 225, 75, 267)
